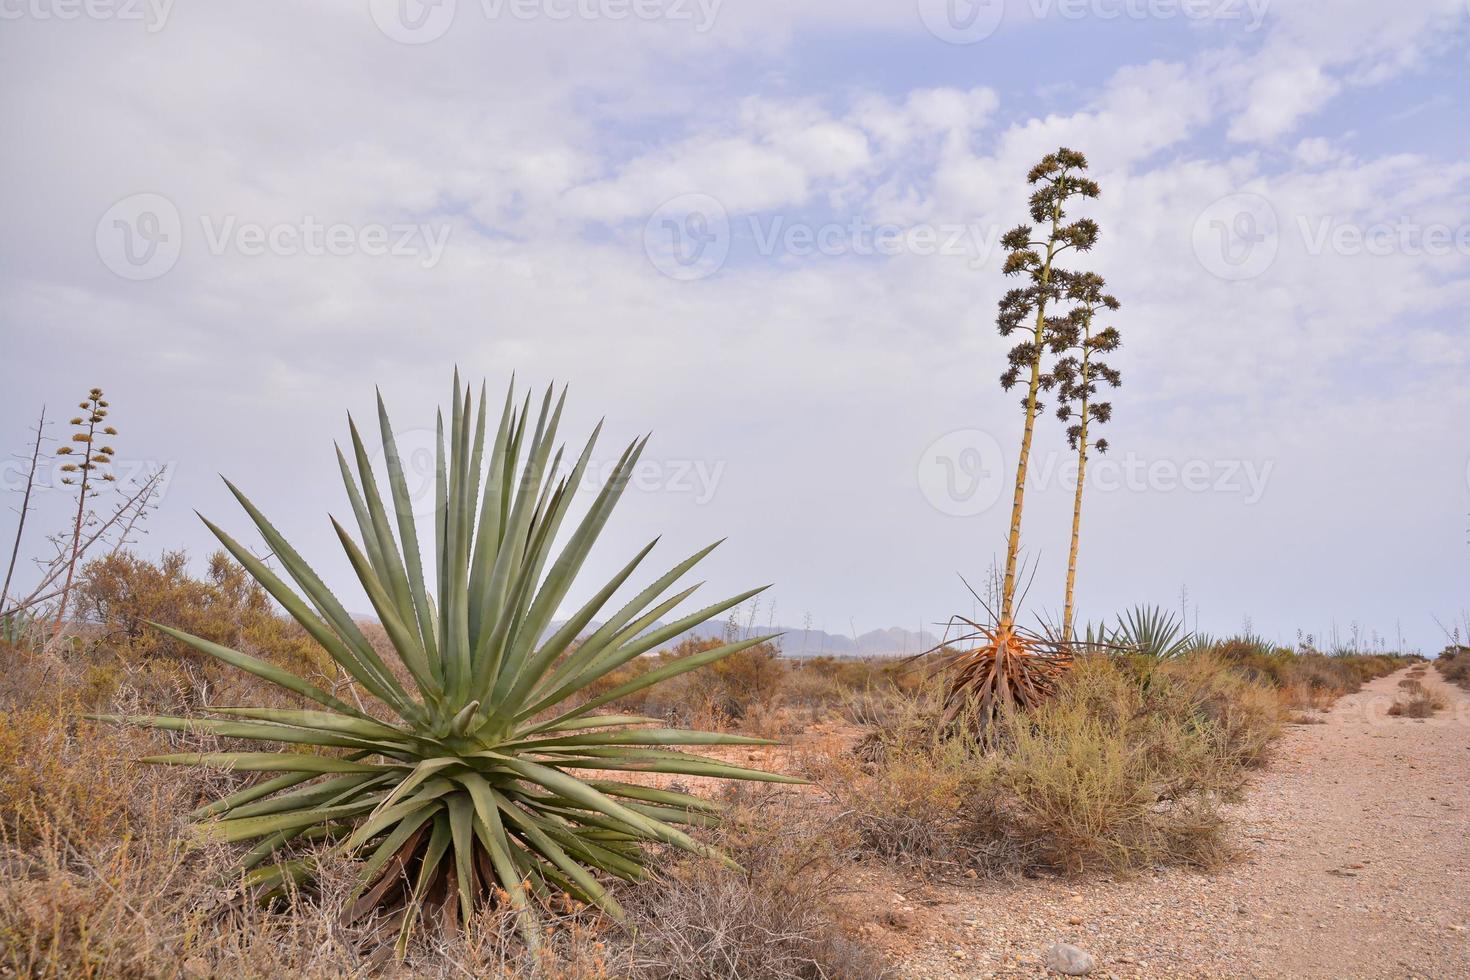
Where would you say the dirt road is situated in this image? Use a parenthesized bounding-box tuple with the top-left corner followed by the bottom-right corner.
(890, 666, 1470, 978)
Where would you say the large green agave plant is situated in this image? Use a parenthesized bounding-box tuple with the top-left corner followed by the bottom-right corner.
(96, 376, 798, 949)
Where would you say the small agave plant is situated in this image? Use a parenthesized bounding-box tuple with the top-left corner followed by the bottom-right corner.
(96, 376, 798, 950)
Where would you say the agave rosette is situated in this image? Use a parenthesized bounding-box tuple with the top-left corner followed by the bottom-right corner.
(96, 376, 796, 947)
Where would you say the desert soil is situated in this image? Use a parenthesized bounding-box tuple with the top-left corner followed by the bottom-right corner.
(856, 666, 1470, 979)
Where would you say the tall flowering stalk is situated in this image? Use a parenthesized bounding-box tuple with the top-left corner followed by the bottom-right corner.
(50, 387, 117, 640)
(936, 149, 1100, 732)
(1045, 272, 1121, 641)
(995, 148, 1099, 626)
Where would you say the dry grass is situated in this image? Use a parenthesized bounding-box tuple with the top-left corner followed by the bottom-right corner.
(621, 789, 888, 980)
(0, 549, 1428, 976)
(0, 649, 880, 979)
(0, 552, 882, 979)
(813, 655, 1259, 877)
(1387, 685, 1446, 718)
(1436, 649, 1470, 690)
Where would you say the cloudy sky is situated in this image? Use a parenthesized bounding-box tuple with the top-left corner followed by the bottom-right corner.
(2, 0, 1467, 652)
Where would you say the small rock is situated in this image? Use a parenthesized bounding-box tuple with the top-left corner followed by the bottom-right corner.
(1044, 941, 1096, 976)
(1067, 915, 1084, 925)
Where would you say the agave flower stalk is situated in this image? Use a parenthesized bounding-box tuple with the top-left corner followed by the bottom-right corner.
(995, 148, 1099, 626)
(51, 388, 118, 642)
(939, 150, 1098, 731)
(1045, 272, 1121, 641)
(97, 376, 799, 951)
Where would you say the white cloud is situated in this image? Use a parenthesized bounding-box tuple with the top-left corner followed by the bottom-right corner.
(1, 0, 1466, 650)
(1219, 0, 1467, 143)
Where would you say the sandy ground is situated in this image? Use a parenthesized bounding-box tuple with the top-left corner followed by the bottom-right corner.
(869, 666, 1470, 979)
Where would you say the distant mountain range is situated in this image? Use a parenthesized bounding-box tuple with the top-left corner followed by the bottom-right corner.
(352, 610, 947, 658)
(550, 619, 945, 659)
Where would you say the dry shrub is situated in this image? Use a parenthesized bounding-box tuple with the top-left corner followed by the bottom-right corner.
(0, 660, 208, 849)
(780, 656, 916, 721)
(814, 729, 983, 864)
(588, 638, 788, 728)
(845, 677, 947, 763)
(972, 657, 1242, 874)
(1436, 649, 1470, 689)
(1149, 653, 1281, 768)
(1387, 689, 1446, 718)
(0, 641, 885, 979)
(623, 789, 886, 980)
(818, 655, 1248, 876)
(77, 549, 332, 683)
(586, 645, 923, 736)
(1200, 637, 1410, 711)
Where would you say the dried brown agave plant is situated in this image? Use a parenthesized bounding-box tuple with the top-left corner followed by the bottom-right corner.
(926, 575, 1072, 733)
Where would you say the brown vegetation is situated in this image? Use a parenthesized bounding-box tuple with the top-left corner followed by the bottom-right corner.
(1436, 647, 1470, 690)
(0, 549, 1421, 976)
(1386, 679, 1446, 718)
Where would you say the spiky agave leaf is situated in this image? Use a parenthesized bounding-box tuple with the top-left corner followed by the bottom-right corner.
(1085, 604, 1193, 660)
(95, 376, 800, 952)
